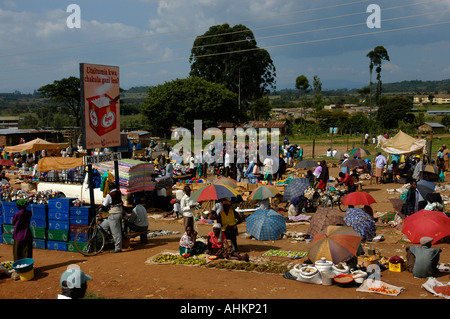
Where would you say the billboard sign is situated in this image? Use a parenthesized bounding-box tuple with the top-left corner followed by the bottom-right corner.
(80, 63, 121, 149)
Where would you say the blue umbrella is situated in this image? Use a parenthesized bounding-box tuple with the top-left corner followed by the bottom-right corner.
(344, 208, 376, 241)
(283, 178, 310, 201)
(417, 180, 436, 191)
(246, 209, 286, 240)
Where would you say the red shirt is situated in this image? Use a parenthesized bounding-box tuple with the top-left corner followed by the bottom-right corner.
(339, 174, 354, 187)
(208, 231, 227, 249)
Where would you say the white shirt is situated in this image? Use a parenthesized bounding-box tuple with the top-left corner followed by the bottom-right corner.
(212, 202, 224, 214)
(224, 153, 231, 168)
(189, 156, 195, 169)
(181, 194, 194, 217)
(263, 157, 273, 173)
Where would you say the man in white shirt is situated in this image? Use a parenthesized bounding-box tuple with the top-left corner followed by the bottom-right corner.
(180, 185, 195, 230)
(224, 152, 231, 177)
(263, 156, 274, 181)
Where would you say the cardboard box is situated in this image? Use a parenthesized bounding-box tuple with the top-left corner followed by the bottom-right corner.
(87, 94, 118, 137)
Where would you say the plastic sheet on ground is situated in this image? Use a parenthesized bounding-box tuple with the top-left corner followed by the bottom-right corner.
(356, 279, 405, 296)
(421, 277, 450, 299)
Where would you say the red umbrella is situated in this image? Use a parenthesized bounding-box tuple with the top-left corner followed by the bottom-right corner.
(0, 159, 14, 166)
(402, 210, 450, 244)
(341, 191, 376, 206)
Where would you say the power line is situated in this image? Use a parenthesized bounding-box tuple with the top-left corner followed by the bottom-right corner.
(1, 0, 443, 61)
(0, 0, 446, 70)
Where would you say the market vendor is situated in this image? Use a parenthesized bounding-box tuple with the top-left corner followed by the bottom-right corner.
(335, 172, 356, 193)
(180, 185, 195, 230)
(100, 182, 123, 253)
(406, 237, 442, 278)
(206, 223, 248, 261)
(12, 199, 33, 261)
(216, 200, 243, 252)
(179, 225, 205, 256)
(123, 197, 149, 244)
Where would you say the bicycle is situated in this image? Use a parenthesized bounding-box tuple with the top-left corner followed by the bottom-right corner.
(74, 208, 111, 256)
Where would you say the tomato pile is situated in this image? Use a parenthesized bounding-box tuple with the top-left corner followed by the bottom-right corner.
(368, 286, 398, 294)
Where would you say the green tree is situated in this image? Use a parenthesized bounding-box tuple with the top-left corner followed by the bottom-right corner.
(189, 23, 276, 106)
(249, 98, 271, 121)
(37, 76, 81, 126)
(141, 77, 244, 136)
(312, 75, 323, 110)
(295, 75, 311, 130)
(376, 96, 414, 129)
(441, 114, 450, 127)
(367, 46, 390, 106)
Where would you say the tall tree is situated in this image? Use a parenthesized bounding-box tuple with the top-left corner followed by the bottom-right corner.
(312, 75, 323, 110)
(367, 46, 390, 107)
(376, 96, 414, 129)
(141, 77, 244, 136)
(295, 75, 311, 130)
(189, 23, 276, 107)
(37, 76, 81, 126)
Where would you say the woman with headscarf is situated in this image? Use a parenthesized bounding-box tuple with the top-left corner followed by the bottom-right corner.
(12, 199, 33, 261)
(206, 223, 248, 261)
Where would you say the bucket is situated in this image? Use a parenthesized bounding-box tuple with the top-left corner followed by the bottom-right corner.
(19, 268, 34, 281)
(321, 272, 334, 286)
(12, 258, 34, 274)
(315, 259, 333, 274)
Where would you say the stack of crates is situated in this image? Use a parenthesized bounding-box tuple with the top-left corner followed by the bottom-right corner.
(1, 201, 18, 245)
(30, 203, 48, 249)
(46, 198, 76, 252)
(67, 206, 92, 253)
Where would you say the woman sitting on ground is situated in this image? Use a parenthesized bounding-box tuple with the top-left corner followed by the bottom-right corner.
(179, 225, 205, 256)
(206, 223, 248, 261)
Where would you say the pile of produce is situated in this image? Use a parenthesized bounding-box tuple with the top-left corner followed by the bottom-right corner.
(152, 253, 206, 266)
(263, 249, 307, 259)
(205, 260, 289, 273)
(368, 286, 398, 294)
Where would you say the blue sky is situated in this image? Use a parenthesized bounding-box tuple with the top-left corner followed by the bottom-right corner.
(0, 0, 449, 93)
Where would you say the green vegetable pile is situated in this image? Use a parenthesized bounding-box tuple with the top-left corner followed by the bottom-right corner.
(0, 261, 14, 271)
(153, 254, 206, 266)
(263, 249, 307, 258)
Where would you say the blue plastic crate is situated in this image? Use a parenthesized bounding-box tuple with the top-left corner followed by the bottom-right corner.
(69, 206, 91, 218)
(46, 240, 67, 251)
(33, 239, 46, 250)
(31, 204, 48, 219)
(48, 198, 76, 211)
(1, 201, 18, 215)
(48, 211, 69, 221)
(69, 217, 90, 226)
(48, 220, 70, 231)
(3, 213, 13, 225)
(30, 218, 47, 228)
(70, 232, 86, 242)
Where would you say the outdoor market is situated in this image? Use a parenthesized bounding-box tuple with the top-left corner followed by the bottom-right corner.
(0, 130, 449, 300)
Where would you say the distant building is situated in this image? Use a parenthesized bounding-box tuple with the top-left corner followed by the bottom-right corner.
(417, 122, 447, 134)
(0, 129, 65, 147)
(413, 94, 450, 104)
(0, 116, 20, 129)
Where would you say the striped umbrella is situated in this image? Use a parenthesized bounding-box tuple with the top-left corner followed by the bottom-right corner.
(189, 184, 240, 202)
(307, 207, 346, 238)
(213, 177, 238, 188)
(245, 209, 286, 240)
(283, 178, 310, 201)
(341, 158, 366, 168)
(248, 185, 280, 200)
(349, 148, 371, 158)
(308, 225, 362, 264)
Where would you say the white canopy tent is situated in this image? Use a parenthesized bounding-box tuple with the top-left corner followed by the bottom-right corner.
(377, 131, 427, 155)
